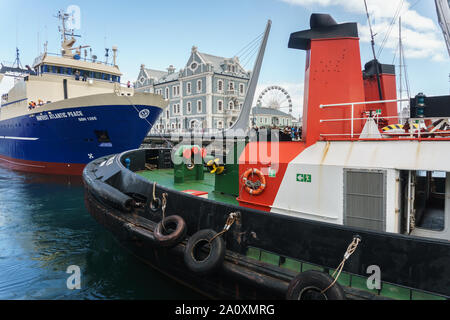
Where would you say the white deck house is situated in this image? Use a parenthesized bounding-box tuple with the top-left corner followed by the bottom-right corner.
(135, 46, 251, 133)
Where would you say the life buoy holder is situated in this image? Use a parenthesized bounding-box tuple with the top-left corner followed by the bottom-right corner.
(242, 168, 266, 195)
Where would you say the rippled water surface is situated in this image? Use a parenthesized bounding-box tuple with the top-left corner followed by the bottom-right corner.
(0, 168, 201, 299)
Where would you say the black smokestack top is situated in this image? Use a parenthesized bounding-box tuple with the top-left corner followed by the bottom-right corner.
(288, 13, 358, 51)
(310, 14, 337, 29)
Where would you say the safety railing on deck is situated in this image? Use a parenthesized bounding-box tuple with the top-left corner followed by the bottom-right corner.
(317, 98, 445, 139)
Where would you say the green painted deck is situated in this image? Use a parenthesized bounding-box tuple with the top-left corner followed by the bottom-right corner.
(137, 169, 239, 206)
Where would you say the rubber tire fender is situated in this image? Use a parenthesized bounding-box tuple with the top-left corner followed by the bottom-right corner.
(286, 270, 346, 300)
(149, 198, 162, 212)
(184, 229, 225, 275)
(153, 215, 187, 248)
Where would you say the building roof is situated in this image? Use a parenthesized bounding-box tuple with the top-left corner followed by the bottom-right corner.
(252, 106, 293, 117)
(144, 68, 166, 80)
(197, 52, 226, 71)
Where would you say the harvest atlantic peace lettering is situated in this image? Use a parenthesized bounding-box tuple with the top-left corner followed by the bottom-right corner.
(35, 110, 97, 122)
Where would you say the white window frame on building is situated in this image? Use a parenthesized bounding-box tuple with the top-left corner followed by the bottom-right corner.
(197, 100, 202, 113)
(165, 88, 169, 99)
(229, 81, 234, 91)
(217, 100, 223, 112)
(187, 82, 192, 95)
(217, 120, 223, 129)
(218, 80, 223, 92)
(228, 101, 234, 110)
(190, 119, 198, 129)
(187, 101, 192, 114)
(197, 80, 202, 93)
(239, 83, 244, 95)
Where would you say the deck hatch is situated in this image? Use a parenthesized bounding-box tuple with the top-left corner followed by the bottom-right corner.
(344, 169, 387, 232)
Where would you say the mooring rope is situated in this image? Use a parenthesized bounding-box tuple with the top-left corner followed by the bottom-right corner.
(209, 212, 239, 243)
(161, 192, 168, 232)
(124, 94, 174, 147)
(321, 236, 361, 294)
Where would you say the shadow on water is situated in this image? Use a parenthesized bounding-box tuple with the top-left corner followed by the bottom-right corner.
(0, 168, 203, 299)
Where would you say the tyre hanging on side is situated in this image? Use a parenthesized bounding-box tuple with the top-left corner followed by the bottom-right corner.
(153, 215, 187, 248)
(286, 270, 346, 300)
(183, 229, 226, 275)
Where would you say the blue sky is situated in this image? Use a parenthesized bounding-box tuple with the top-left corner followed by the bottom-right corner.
(0, 0, 448, 117)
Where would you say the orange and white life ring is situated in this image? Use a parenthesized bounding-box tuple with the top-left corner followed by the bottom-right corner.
(242, 168, 266, 195)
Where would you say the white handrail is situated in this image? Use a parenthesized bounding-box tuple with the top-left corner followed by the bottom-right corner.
(320, 98, 410, 108)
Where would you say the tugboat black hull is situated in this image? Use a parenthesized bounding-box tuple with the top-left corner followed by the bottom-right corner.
(82, 149, 450, 300)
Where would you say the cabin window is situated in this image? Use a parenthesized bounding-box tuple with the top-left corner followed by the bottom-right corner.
(413, 171, 446, 231)
(344, 169, 386, 232)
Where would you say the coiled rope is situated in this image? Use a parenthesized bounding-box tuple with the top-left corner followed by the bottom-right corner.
(321, 235, 361, 294)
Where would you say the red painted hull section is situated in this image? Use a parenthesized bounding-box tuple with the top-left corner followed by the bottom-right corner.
(0, 154, 85, 175)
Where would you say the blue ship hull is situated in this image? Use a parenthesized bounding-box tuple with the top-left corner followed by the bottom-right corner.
(0, 104, 162, 174)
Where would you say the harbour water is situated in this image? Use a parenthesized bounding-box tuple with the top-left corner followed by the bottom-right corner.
(0, 167, 201, 299)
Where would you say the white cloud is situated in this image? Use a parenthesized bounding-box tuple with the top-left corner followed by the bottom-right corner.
(280, 0, 446, 61)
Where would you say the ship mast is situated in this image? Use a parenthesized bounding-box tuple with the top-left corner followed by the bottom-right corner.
(399, 17, 403, 114)
(56, 10, 88, 58)
(363, 0, 384, 101)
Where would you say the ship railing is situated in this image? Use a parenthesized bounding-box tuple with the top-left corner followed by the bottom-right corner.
(45, 52, 116, 67)
(319, 98, 420, 139)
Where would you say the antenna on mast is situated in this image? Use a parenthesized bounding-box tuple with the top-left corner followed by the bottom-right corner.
(363, 0, 384, 101)
(13, 47, 23, 69)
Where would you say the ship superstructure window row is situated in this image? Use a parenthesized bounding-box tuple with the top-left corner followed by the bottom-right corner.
(40, 64, 120, 83)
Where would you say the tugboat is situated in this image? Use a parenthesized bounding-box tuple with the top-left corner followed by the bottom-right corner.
(83, 14, 450, 300)
(0, 11, 166, 175)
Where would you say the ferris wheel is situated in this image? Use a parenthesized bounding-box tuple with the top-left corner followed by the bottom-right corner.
(256, 85, 293, 113)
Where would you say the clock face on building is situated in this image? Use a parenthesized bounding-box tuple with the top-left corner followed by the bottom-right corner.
(139, 76, 145, 84)
(190, 62, 198, 70)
